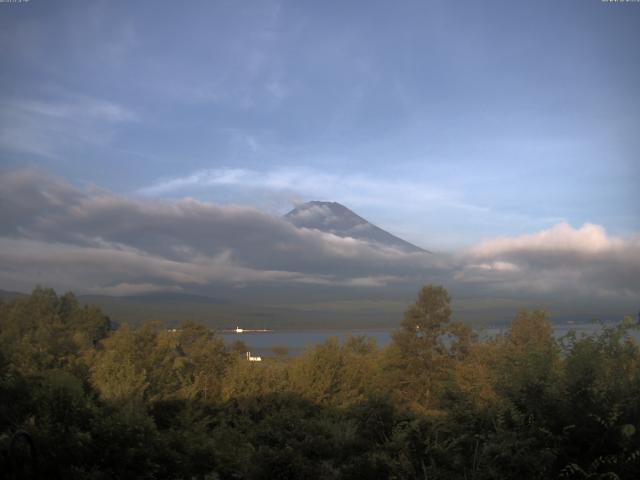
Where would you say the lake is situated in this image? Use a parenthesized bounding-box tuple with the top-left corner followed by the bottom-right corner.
(221, 321, 639, 357)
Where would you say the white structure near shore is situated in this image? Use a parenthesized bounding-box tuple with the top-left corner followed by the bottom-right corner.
(246, 352, 262, 362)
(229, 326, 271, 333)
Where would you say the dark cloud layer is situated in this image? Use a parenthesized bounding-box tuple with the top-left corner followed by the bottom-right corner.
(0, 170, 446, 294)
(0, 170, 637, 306)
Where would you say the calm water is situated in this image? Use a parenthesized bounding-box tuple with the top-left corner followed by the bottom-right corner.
(221, 329, 392, 357)
(221, 322, 639, 357)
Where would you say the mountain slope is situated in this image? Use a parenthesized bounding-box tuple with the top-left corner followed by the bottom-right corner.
(285, 201, 429, 253)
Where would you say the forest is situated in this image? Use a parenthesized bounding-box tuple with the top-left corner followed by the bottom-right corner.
(1, 286, 639, 479)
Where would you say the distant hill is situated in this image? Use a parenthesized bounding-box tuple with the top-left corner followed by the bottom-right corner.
(285, 201, 429, 253)
(114, 292, 227, 304)
(0, 289, 27, 301)
(77, 293, 408, 330)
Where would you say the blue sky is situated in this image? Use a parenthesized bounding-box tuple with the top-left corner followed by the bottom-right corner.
(1, 0, 638, 250)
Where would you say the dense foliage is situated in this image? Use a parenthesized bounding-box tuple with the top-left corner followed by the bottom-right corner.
(1, 286, 639, 479)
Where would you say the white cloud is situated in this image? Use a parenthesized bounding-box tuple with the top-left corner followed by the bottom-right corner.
(138, 167, 487, 216)
(0, 95, 136, 158)
(86, 283, 185, 296)
(266, 80, 287, 100)
(470, 223, 625, 257)
(457, 223, 640, 300)
(12, 96, 137, 123)
(466, 261, 520, 272)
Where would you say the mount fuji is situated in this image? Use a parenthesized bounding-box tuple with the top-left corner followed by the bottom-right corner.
(285, 201, 429, 254)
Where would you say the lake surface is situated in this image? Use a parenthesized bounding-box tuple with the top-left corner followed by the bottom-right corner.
(221, 322, 639, 357)
(221, 329, 392, 356)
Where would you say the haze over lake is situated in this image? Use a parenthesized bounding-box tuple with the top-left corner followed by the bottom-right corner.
(222, 321, 640, 357)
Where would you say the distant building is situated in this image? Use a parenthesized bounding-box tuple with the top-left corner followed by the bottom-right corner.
(246, 351, 262, 362)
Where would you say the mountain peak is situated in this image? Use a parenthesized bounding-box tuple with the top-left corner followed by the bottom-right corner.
(285, 201, 429, 253)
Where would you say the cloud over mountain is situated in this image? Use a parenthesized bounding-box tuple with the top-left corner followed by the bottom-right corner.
(0, 170, 637, 306)
(0, 170, 442, 294)
(285, 201, 428, 253)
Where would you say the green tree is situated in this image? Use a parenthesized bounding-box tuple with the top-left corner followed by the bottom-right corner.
(90, 324, 150, 405)
(174, 321, 229, 402)
(0, 287, 110, 376)
(388, 285, 455, 411)
(496, 310, 561, 416)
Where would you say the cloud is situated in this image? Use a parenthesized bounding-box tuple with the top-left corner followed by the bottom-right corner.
(85, 283, 185, 296)
(1, 170, 637, 305)
(0, 94, 136, 158)
(0, 170, 442, 295)
(0, 237, 329, 294)
(286, 203, 338, 225)
(469, 223, 624, 256)
(138, 166, 488, 215)
(456, 223, 640, 300)
(10, 96, 137, 123)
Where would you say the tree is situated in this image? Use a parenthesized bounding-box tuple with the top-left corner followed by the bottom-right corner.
(175, 321, 229, 402)
(496, 310, 561, 415)
(389, 285, 454, 411)
(0, 287, 110, 376)
(90, 324, 150, 405)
